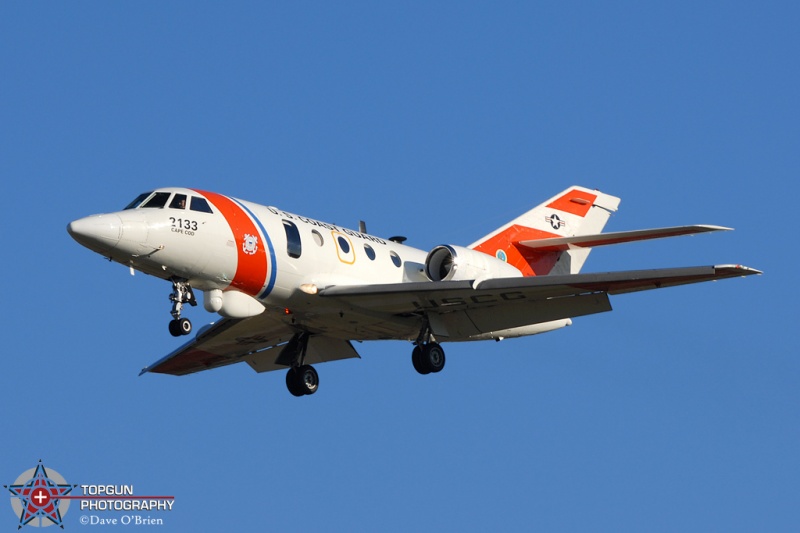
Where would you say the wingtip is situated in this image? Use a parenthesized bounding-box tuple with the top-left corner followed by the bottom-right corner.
(698, 224, 733, 232)
(716, 264, 762, 276)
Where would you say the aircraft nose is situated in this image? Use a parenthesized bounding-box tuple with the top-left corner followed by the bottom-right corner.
(67, 214, 123, 251)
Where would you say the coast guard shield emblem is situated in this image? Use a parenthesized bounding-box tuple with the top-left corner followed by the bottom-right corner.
(242, 234, 259, 255)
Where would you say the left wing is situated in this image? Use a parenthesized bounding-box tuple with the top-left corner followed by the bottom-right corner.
(319, 265, 760, 339)
(141, 312, 359, 376)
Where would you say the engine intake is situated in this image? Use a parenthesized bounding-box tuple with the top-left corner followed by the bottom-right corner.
(425, 245, 523, 282)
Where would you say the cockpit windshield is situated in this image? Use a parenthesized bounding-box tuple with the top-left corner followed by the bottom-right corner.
(122, 190, 214, 214)
(169, 194, 187, 209)
(140, 192, 171, 208)
(124, 192, 153, 210)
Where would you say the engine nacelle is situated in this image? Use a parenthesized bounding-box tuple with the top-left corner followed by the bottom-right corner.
(425, 245, 523, 282)
(204, 288, 265, 318)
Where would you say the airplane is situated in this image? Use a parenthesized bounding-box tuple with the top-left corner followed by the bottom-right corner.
(67, 186, 760, 397)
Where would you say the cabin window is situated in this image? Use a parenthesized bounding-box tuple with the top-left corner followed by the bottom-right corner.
(390, 251, 402, 267)
(364, 244, 376, 260)
(169, 194, 187, 209)
(140, 192, 171, 209)
(337, 236, 351, 254)
(190, 196, 213, 213)
(311, 230, 324, 246)
(124, 192, 153, 210)
(283, 220, 302, 258)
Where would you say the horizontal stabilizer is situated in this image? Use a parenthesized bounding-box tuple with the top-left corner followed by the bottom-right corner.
(517, 225, 731, 252)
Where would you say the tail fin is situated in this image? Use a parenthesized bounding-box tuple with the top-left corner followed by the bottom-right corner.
(469, 186, 621, 276)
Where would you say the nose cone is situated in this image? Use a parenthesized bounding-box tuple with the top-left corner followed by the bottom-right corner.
(67, 214, 123, 252)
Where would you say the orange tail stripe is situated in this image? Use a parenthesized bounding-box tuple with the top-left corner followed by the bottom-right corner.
(546, 189, 597, 217)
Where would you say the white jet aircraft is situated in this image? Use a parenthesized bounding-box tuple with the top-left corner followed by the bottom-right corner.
(68, 186, 759, 396)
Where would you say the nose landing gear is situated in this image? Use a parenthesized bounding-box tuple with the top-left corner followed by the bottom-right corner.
(276, 332, 321, 396)
(168, 278, 197, 337)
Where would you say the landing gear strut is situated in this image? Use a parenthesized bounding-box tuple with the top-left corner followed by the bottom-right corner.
(278, 332, 320, 397)
(168, 277, 197, 337)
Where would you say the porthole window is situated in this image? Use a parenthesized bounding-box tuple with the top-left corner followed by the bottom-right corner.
(337, 236, 351, 254)
(364, 244, 376, 260)
(390, 251, 402, 268)
(312, 230, 324, 246)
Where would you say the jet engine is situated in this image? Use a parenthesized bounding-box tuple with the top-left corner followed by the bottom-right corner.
(425, 245, 523, 282)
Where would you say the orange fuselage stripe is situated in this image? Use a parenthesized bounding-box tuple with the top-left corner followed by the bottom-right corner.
(194, 190, 268, 296)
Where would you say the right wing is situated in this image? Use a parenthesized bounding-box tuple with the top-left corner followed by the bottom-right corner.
(140, 312, 359, 376)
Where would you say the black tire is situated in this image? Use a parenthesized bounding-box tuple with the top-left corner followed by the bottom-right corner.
(168, 319, 181, 337)
(411, 346, 430, 375)
(178, 317, 192, 335)
(422, 343, 446, 373)
(286, 368, 305, 397)
(297, 365, 319, 395)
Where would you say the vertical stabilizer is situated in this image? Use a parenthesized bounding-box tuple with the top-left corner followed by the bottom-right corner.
(469, 186, 621, 276)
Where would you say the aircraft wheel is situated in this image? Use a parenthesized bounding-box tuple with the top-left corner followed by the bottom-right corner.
(286, 368, 305, 397)
(286, 365, 319, 396)
(422, 343, 446, 373)
(177, 317, 192, 336)
(411, 346, 430, 375)
(168, 319, 181, 337)
(297, 365, 319, 395)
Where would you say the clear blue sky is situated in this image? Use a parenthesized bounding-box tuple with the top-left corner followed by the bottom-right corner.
(1, 2, 796, 531)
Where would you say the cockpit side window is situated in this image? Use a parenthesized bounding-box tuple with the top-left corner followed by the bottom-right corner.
(190, 196, 213, 213)
(169, 194, 187, 209)
(124, 192, 153, 210)
(140, 192, 171, 209)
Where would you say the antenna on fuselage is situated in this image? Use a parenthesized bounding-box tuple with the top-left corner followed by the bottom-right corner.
(359, 219, 406, 243)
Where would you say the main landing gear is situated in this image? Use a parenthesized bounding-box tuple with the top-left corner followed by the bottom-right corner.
(277, 332, 320, 397)
(168, 278, 197, 337)
(411, 322, 446, 375)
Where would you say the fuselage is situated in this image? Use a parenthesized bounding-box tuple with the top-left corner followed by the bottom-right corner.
(68, 187, 431, 340)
